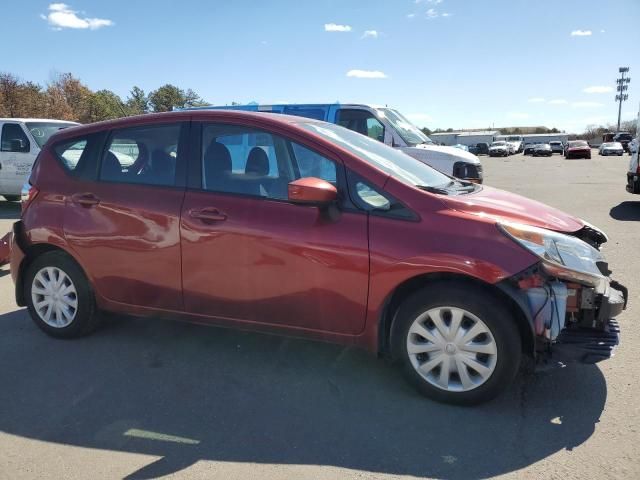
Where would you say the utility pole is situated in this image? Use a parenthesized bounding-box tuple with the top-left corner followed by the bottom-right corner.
(616, 67, 631, 132)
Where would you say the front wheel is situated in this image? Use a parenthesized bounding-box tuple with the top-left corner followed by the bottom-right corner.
(24, 251, 100, 338)
(392, 284, 522, 405)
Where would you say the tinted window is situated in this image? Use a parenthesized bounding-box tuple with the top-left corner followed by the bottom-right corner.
(336, 109, 385, 142)
(1, 123, 30, 153)
(201, 124, 337, 200)
(54, 139, 88, 171)
(283, 106, 327, 121)
(100, 124, 181, 186)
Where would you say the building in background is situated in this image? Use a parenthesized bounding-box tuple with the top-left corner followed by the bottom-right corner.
(430, 130, 499, 146)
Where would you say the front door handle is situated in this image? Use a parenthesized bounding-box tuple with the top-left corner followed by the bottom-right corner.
(71, 193, 100, 207)
(189, 208, 227, 222)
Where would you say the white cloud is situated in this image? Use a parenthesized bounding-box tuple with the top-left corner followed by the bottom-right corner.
(416, 0, 443, 3)
(324, 23, 352, 32)
(507, 112, 530, 120)
(548, 99, 568, 105)
(346, 69, 388, 79)
(583, 86, 613, 93)
(426, 8, 439, 18)
(572, 101, 604, 108)
(361, 30, 379, 39)
(528, 97, 546, 103)
(407, 13, 416, 18)
(600, 29, 605, 33)
(41, 3, 113, 30)
(570, 30, 592, 36)
(441, 12, 452, 17)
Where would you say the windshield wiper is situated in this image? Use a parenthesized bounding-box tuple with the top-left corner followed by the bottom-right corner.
(417, 185, 449, 195)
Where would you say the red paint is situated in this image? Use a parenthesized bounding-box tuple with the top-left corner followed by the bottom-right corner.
(11, 110, 586, 352)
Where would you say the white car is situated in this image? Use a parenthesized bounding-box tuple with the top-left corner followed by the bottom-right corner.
(0, 118, 79, 200)
(489, 141, 511, 157)
(599, 142, 624, 156)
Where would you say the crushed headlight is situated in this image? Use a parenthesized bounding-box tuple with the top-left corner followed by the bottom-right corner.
(498, 222, 606, 288)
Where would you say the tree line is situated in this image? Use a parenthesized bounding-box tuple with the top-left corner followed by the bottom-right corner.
(0, 72, 210, 123)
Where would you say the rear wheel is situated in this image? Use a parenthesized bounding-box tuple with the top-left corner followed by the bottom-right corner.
(24, 251, 100, 338)
(3, 195, 20, 202)
(392, 284, 522, 405)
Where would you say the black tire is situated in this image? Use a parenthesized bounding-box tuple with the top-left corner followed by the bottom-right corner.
(3, 195, 20, 202)
(24, 251, 100, 338)
(391, 283, 522, 405)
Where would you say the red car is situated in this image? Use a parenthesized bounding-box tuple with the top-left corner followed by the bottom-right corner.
(565, 140, 592, 159)
(9, 111, 626, 405)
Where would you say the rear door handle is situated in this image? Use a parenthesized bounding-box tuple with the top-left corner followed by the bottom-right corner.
(188, 208, 227, 222)
(71, 193, 100, 207)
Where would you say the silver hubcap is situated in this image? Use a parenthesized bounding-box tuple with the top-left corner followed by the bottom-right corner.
(31, 267, 78, 328)
(406, 307, 498, 392)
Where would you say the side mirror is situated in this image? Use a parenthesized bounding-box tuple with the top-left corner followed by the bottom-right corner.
(288, 177, 337, 206)
(9, 139, 26, 152)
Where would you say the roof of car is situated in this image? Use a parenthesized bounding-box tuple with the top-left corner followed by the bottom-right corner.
(49, 110, 322, 143)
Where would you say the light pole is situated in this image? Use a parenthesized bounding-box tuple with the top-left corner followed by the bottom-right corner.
(616, 67, 630, 132)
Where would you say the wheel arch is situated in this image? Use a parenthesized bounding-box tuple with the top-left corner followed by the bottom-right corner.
(378, 272, 535, 360)
(15, 243, 87, 307)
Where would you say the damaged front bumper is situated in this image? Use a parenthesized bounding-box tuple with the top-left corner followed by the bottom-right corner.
(506, 265, 627, 366)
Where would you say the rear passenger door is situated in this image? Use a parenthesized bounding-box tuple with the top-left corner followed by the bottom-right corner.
(63, 122, 188, 311)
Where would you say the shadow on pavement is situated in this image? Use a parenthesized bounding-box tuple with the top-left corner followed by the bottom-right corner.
(610, 201, 640, 221)
(0, 309, 607, 479)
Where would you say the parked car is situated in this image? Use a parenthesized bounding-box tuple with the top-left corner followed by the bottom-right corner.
(452, 144, 469, 152)
(523, 143, 537, 155)
(489, 141, 510, 157)
(0, 118, 79, 201)
(613, 132, 634, 154)
(549, 141, 564, 154)
(189, 104, 484, 183)
(475, 142, 490, 155)
(8, 111, 626, 405)
(565, 140, 592, 159)
(599, 142, 624, 156)
(627, 148, 639, 194)
(532, 143, 553, 157)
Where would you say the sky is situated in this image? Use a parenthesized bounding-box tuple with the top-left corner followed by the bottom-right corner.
(3, 0, 640, 133)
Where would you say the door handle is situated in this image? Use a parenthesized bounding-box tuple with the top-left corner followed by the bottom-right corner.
(188, 208, 227, 222)
(71, 193, 100, 207)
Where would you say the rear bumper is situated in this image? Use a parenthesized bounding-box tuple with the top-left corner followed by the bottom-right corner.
(9, 221, 26, 305)
(0, 231, 11, 266)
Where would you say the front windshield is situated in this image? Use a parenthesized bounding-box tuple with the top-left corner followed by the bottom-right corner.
(26, 122, 78, 148)
(491, 141, 506, 146)
(376, 108, 433, 146)
(569, 141, 588, 147)
(300, 122, 451, 188)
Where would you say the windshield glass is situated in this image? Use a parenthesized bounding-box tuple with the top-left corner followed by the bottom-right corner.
(300, 122, 451, 188)
(491, 141, 506, 146)
(376, 108, 433, 146)
(569, 141, 588, 147)
(26, 122, 78, 148)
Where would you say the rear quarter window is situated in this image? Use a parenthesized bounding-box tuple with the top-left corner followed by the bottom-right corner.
(54, 139, 88, 171)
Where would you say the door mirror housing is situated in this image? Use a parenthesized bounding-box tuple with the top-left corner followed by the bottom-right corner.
(288, 177, 337, 206)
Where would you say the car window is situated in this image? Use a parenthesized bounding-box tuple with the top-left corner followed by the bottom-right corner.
(201, 124, 337, 200)
(54, 139, 88, 171)
(100, 124, 181, 186)
(336, 109, 385, 142)
(1, 123, 30, 153)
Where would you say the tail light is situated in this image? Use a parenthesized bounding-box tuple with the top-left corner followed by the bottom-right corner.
(21, 183, 39, 213)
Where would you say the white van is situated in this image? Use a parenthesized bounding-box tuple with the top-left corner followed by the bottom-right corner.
(186, 104, 484, 183)
(0, 118, 79, 200)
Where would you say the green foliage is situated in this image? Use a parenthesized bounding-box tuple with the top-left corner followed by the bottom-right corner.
(126, 86, 148, 115)
(86, 90, 126, 122)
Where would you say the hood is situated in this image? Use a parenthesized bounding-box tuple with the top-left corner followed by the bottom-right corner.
(489, 145, 507, 150)
(440, 185, 584, 233)
(401, 144, 481, 165)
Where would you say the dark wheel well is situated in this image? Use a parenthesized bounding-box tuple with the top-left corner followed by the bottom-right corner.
(378, 273, 534, 360)
(16, 244, 75, 306)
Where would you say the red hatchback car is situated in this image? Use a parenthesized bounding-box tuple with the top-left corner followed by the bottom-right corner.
(9, 111, 626, 405)
(565, 140, 592, 159)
